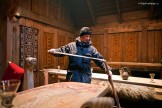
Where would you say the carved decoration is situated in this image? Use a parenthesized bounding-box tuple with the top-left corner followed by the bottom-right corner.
(58, 35, 66, 68)
(124, 33, 137, 62)
(43, 32, 54, 68)
(91, 35, 102, 54)
(109, 33, 122, 62)
(20, 25, 38, 70)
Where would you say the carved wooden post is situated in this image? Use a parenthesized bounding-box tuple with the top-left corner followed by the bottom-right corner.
(23, 57, 37, 90)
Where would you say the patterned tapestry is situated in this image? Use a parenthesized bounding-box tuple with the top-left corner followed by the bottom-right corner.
(19, 25, 38, 70)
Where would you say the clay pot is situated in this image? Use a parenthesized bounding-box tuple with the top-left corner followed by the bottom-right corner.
(119, 67, 130, 80)
(121, 71, 129, 80)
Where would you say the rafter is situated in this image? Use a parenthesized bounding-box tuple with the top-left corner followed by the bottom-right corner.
(86, 0, 96, 26)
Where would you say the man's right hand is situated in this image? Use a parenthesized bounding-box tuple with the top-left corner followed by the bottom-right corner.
(48, 49, 56, 54)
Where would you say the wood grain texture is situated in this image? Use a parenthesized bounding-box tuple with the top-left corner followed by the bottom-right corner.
(12, 82, 108, 108)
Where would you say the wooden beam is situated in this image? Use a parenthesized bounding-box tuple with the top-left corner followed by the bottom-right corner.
(115, 0, 122, 23)
(86, 0, 96, 25)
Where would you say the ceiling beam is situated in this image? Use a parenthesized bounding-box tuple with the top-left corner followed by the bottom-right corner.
(115, 0, 122, 23)
(86, 0, 96, 26)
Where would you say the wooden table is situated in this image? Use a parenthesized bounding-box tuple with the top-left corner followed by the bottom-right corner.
(107, 62, 162, 67)
(43, 69, 162, 88)
(8, 82, 108, 108)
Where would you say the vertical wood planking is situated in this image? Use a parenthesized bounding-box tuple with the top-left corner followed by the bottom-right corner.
(103, 29, 108, 61)
(21, 0, 31, 10)
(155, 30, 162, 62)
(57, 29, 74, 69)
(122, 32, 125, 62)
(141, 25, 148, 62)
(135, 32, 139, 62)
(109, 33, 122, 62)
(31, 0, 39, 13)
(147, 31, 155, 63)
(123, 32, 138, 62)
(138, 31, 142, 62)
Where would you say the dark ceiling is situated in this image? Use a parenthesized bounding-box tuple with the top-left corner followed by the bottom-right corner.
(66, 0, 162, 28)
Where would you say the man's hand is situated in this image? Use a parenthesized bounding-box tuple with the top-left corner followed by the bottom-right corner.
(108, 70, 113, 77)
(106, 70, 113, 77)
(48, 49, 56, 54)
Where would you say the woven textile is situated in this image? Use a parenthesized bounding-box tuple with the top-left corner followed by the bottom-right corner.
(19, 25, 38, 70)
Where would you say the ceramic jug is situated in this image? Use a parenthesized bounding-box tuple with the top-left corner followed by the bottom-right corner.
(119, 67, 130, 80)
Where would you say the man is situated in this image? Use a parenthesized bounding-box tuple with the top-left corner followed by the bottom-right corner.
(48, 27, 112, 83)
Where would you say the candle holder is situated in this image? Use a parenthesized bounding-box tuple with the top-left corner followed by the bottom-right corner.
(0, 80, 20, 108)
(149, 73, 155, 83)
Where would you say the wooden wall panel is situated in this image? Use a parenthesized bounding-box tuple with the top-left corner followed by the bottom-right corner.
(21, 0, 31, 10)
(31, 0, 39, 13)
(108, 33, 122, 62)
(17, 17, 74, 86)
(148, 31, 155, 63)
(20, 0, 74, 32)
(155, 31, 162, 63)
(49, 0, 58, 20)
(91, 34, 103, 56)
(40, 0, 48, 17)
(43, 32, 54, 68)
(141, 25, 148, 62)
(138, 32, 142, 62)
(57, 29, 74, 69)
(103, 30, 108, 61)
(57, 35, 66, 69)
(124, 32, 137, 62)
(101, 26, 162, 69)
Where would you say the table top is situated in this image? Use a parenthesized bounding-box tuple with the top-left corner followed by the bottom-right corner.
(12, 82, 108, 108)
(44, 69, 162, 88)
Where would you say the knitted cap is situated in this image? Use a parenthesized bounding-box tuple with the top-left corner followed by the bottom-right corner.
(80, 27, 92, 36)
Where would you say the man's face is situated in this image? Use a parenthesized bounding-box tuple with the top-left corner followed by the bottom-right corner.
(80, 34, 90, 43)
